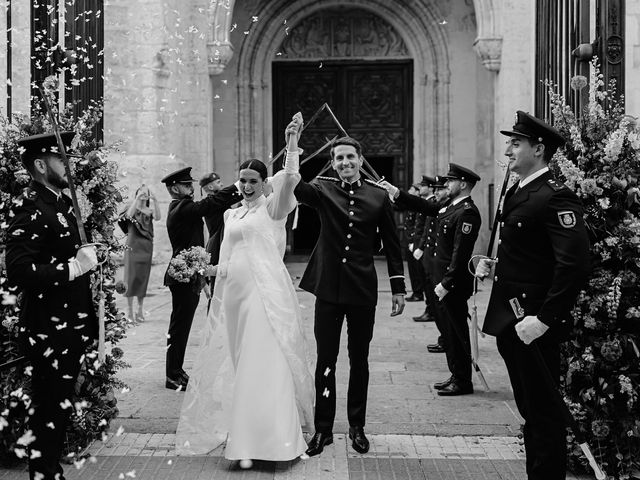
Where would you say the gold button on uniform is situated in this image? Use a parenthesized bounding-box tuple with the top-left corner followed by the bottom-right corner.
(348, 222, 353, 227)
(345, 246, 350, 251)
(342, 258, 347, 263)
(347, 234, 352, 239)
(349, 211, 354, 216)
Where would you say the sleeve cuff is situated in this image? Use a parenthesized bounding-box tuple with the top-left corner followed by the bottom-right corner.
(390, 277, 406, 295)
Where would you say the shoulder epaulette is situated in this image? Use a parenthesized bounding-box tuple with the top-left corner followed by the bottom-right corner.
(364, 179, 386, 190)
(316, 176, 339, 182)
(463, 202, 473, 209)
(547, 178, 567, 191)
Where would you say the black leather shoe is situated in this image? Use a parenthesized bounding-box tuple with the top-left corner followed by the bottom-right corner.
(433, 376, 453, 390)
(305, 432, 333, 457)
(349, 426, 370, 454)
(406, 293, 424, 302)
(165, 377, 187, 390)
(427, 343, 446, 353)
(437, 381, 474, 396)
(413, 312, 434, 322)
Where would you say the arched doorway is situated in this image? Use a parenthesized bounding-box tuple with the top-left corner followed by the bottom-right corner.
(271, 7, 413, 252)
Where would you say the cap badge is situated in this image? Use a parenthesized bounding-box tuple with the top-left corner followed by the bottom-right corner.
(57, 212, 69, 228)
(557, 211, 576, 228)
(461, 222, 472, 234)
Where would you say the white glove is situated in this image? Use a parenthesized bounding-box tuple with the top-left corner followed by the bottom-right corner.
(434, 282, 448, 301)
(378, 180, 399, 199)
(203, 265, 217, 277)
(413, 248, 423, 260)
(515, 316, 549, 344)
(71, 245, 98, 277)
(475, 258, 496, 279)
(408, 243, 414, 252)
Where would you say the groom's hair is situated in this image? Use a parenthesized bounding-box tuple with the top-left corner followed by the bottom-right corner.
(330, 136, 362, 159)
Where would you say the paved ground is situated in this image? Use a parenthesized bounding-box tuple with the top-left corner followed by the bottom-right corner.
(1, 260, 591, 479)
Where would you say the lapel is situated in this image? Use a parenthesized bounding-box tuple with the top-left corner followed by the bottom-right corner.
(502, 171, 551, 216)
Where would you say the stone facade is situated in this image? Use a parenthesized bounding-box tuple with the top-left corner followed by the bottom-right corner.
(1, 0, 638, 260)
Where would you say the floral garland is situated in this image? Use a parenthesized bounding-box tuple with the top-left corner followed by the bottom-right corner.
(0, 89, 131, 463)
(548, 62, 640, 478)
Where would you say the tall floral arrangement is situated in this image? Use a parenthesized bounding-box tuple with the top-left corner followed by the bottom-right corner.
(0, 84, 130, 463)
(548, 63, 640, 478)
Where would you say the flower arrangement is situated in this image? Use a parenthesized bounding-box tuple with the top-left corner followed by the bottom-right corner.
(167, 246, 210, 288)
(0, 87, 131, 463)
(547, 62, 640, 478)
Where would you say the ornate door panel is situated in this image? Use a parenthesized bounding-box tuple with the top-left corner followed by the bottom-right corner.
(273, 60, 412, 253)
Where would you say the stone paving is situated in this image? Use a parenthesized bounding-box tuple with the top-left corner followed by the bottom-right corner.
(0, 261, 592, 479)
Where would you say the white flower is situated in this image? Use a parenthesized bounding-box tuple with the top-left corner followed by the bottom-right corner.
(603, 119, 629, 164)
(598, 198, 611, 210)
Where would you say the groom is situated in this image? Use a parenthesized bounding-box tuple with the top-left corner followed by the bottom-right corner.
(294, 136, 406, 456)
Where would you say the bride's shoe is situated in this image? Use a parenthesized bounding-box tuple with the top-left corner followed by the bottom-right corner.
(239, 459, 253, 469)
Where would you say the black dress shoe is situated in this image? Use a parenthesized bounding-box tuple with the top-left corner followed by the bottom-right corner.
(437, 381, 474, 396)
(165, 377, 187, 390)
(427, 343, 446, 353)
(406, 293, 424, 302)
(413, 312, 434, 322)
(433, 376, 453, 390)
(305, 432, 333, 457)
(349, 426, 370, 454)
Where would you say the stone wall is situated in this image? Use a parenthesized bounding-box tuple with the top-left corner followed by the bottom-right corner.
(627, 3, 640, 117)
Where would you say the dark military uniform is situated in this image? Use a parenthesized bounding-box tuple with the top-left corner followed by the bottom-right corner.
(420, 194, 451, 349)
(7, 179, 97, 479)
(162, 168, 241, 383)
(294, 176, 405, 433)
(403, 210, 425, 298)
(397, 189, 481, 386)
(483, 111, 590, 479)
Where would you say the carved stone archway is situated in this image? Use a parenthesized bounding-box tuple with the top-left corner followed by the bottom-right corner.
(230, 0, 451, 177)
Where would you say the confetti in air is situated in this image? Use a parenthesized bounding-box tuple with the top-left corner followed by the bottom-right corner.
(323, 388, 330, 398)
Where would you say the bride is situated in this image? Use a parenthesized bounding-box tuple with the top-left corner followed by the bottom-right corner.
(175, 114, 314, 467)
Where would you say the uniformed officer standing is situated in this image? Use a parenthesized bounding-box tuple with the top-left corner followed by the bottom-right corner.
(403, 184, 425, 302)
(294, 136, 406, 457)
(382, 163, 482, 396)
(476, 111, 590, 479)
(417, 176, 451, 353)
(161, 167, 241, 390)
(411, 177, 437, 323)
(6, 132, 99, 480)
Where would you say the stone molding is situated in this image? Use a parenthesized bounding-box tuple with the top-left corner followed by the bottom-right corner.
(473, 37, 503, 72)
(471, 0, 502, 72)
(232, 0, 452, 177)
(207, 0, 235, 75)
(278, 8, 409, 59)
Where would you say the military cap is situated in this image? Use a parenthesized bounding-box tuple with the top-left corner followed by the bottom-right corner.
(441, 163, 481, 183)
(432, 175, 447, 189)
(500, 110, 565, 149)
(420, 175, 437, 186)
(17, 131, 75, 166)
(199, 171, 220, 188)
(161, 166, 195, 185)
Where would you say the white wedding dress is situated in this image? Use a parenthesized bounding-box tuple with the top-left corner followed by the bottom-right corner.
(175, 153, 314, 461)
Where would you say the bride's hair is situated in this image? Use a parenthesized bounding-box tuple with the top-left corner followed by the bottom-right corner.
(239, 158, 267, 180)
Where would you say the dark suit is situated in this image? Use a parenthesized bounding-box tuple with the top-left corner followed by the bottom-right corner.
(164, 184, 240, 380)
(483, 171, 590, 479)
(394, 191, 481, 384)
(403, 210, 425, 295)
(6, 181, 97, 480)
(420, 204, 448, 346)
(294, 176, 405, 432)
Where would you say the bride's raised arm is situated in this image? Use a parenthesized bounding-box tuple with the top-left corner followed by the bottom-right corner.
(267, 112, 303, 221)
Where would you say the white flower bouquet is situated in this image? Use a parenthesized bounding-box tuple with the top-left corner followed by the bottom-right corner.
(167, 246, 211, 284)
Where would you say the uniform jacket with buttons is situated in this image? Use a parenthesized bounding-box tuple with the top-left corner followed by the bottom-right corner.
(394, 191, 481, 298)
(6, 181, 97, 357)
(164, 184, 241, 286)
(294, 176, 406, 306)
(482, 171, 590, 336)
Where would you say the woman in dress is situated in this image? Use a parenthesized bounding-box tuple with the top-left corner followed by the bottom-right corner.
(176, 115, 314, 468)
(122, 184, 160, 321)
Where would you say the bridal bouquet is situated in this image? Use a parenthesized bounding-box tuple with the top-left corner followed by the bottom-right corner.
(167, 246, 211, 285)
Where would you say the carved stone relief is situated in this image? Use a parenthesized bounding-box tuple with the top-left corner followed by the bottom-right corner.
(278, 8, 409, 59)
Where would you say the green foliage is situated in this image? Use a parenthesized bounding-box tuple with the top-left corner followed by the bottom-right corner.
(549, 64, 640, 479)
(0, 88, 130, 464)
